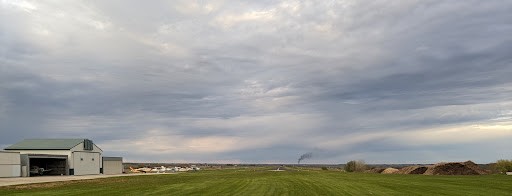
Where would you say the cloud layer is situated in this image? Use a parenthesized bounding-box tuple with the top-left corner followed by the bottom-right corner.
(1, 0, 511, 163)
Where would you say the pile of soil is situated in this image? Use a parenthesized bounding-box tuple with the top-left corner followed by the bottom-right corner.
(381, 168, 399, 174)
(463, 161, 489, 174)
(424, 161, 489, 175)
(365, 168, 385, 174)
(397, 166, 428, 174)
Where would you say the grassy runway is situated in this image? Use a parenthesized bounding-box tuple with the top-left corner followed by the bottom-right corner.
(2, 168, 512, 195)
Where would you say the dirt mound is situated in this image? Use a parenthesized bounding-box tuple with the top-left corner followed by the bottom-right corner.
(463, 161, 489, 174)
(397, 166, 428, 174)
(381, 168, 399, 174)
(365, 168, 385, 174)
(424, 161, 489, 175)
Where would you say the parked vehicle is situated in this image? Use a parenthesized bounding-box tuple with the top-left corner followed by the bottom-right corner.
(29, 166, 52, 176)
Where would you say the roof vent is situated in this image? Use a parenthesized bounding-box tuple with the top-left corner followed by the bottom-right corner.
(84, 139, 93, 151)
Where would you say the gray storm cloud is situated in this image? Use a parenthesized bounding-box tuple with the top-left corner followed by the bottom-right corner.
(1, 0, 512, 163)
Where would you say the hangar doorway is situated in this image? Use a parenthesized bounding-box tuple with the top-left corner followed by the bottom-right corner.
(28, 155, 68, 176)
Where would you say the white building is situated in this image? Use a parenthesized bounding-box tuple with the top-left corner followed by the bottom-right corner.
(4, 139, 103, 176)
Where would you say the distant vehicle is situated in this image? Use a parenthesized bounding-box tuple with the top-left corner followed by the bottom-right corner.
(30, 166, 52, 176)
(130, 166, 199, 173)
(165, 167, 176, 172)
(129, 167, 152, 173)
(151, 166, 167, 173)
(191, 165, 201, 171)
(170, 166, 183, 172)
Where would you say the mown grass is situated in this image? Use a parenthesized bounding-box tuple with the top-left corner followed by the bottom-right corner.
(2, 168, 512, 195)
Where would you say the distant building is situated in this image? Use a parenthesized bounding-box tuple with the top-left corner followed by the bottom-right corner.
(4, 139, 104, 176)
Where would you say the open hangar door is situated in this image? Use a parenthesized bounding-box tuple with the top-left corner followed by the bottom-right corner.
(28, 155, 68, 176)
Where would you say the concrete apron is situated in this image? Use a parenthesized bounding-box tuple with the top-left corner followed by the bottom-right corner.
(0, 173, 176, 187)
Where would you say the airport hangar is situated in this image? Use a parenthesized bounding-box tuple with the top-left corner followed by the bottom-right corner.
(0, 139, 123, 177)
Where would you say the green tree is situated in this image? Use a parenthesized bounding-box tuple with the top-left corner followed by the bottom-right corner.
(494, 159, 512, 173)
(344, 160, 366, 172)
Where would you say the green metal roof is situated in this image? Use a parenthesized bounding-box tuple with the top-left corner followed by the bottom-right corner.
(4, 139, 88, 150)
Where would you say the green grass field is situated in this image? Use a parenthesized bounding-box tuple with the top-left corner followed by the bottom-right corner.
(2, 168, 512, 195)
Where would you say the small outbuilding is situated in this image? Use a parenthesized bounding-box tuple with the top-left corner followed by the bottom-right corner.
(4, 139, 103, 176)
(102, 157, 123, 175)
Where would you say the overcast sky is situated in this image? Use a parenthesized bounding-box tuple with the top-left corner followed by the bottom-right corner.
(1, 0, 511, 164)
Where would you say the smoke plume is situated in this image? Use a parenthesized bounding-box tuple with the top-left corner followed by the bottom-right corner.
(297, 152, 313, 164)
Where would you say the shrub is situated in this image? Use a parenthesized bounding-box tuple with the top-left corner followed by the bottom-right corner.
(321, 167, 328, 170)
(495, 160, 512, 173)
(344, 160, 366, 172)
(345, 161, 356, 172)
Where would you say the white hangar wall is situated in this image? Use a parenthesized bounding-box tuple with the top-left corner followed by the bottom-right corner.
(0, 151, 21, 177)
